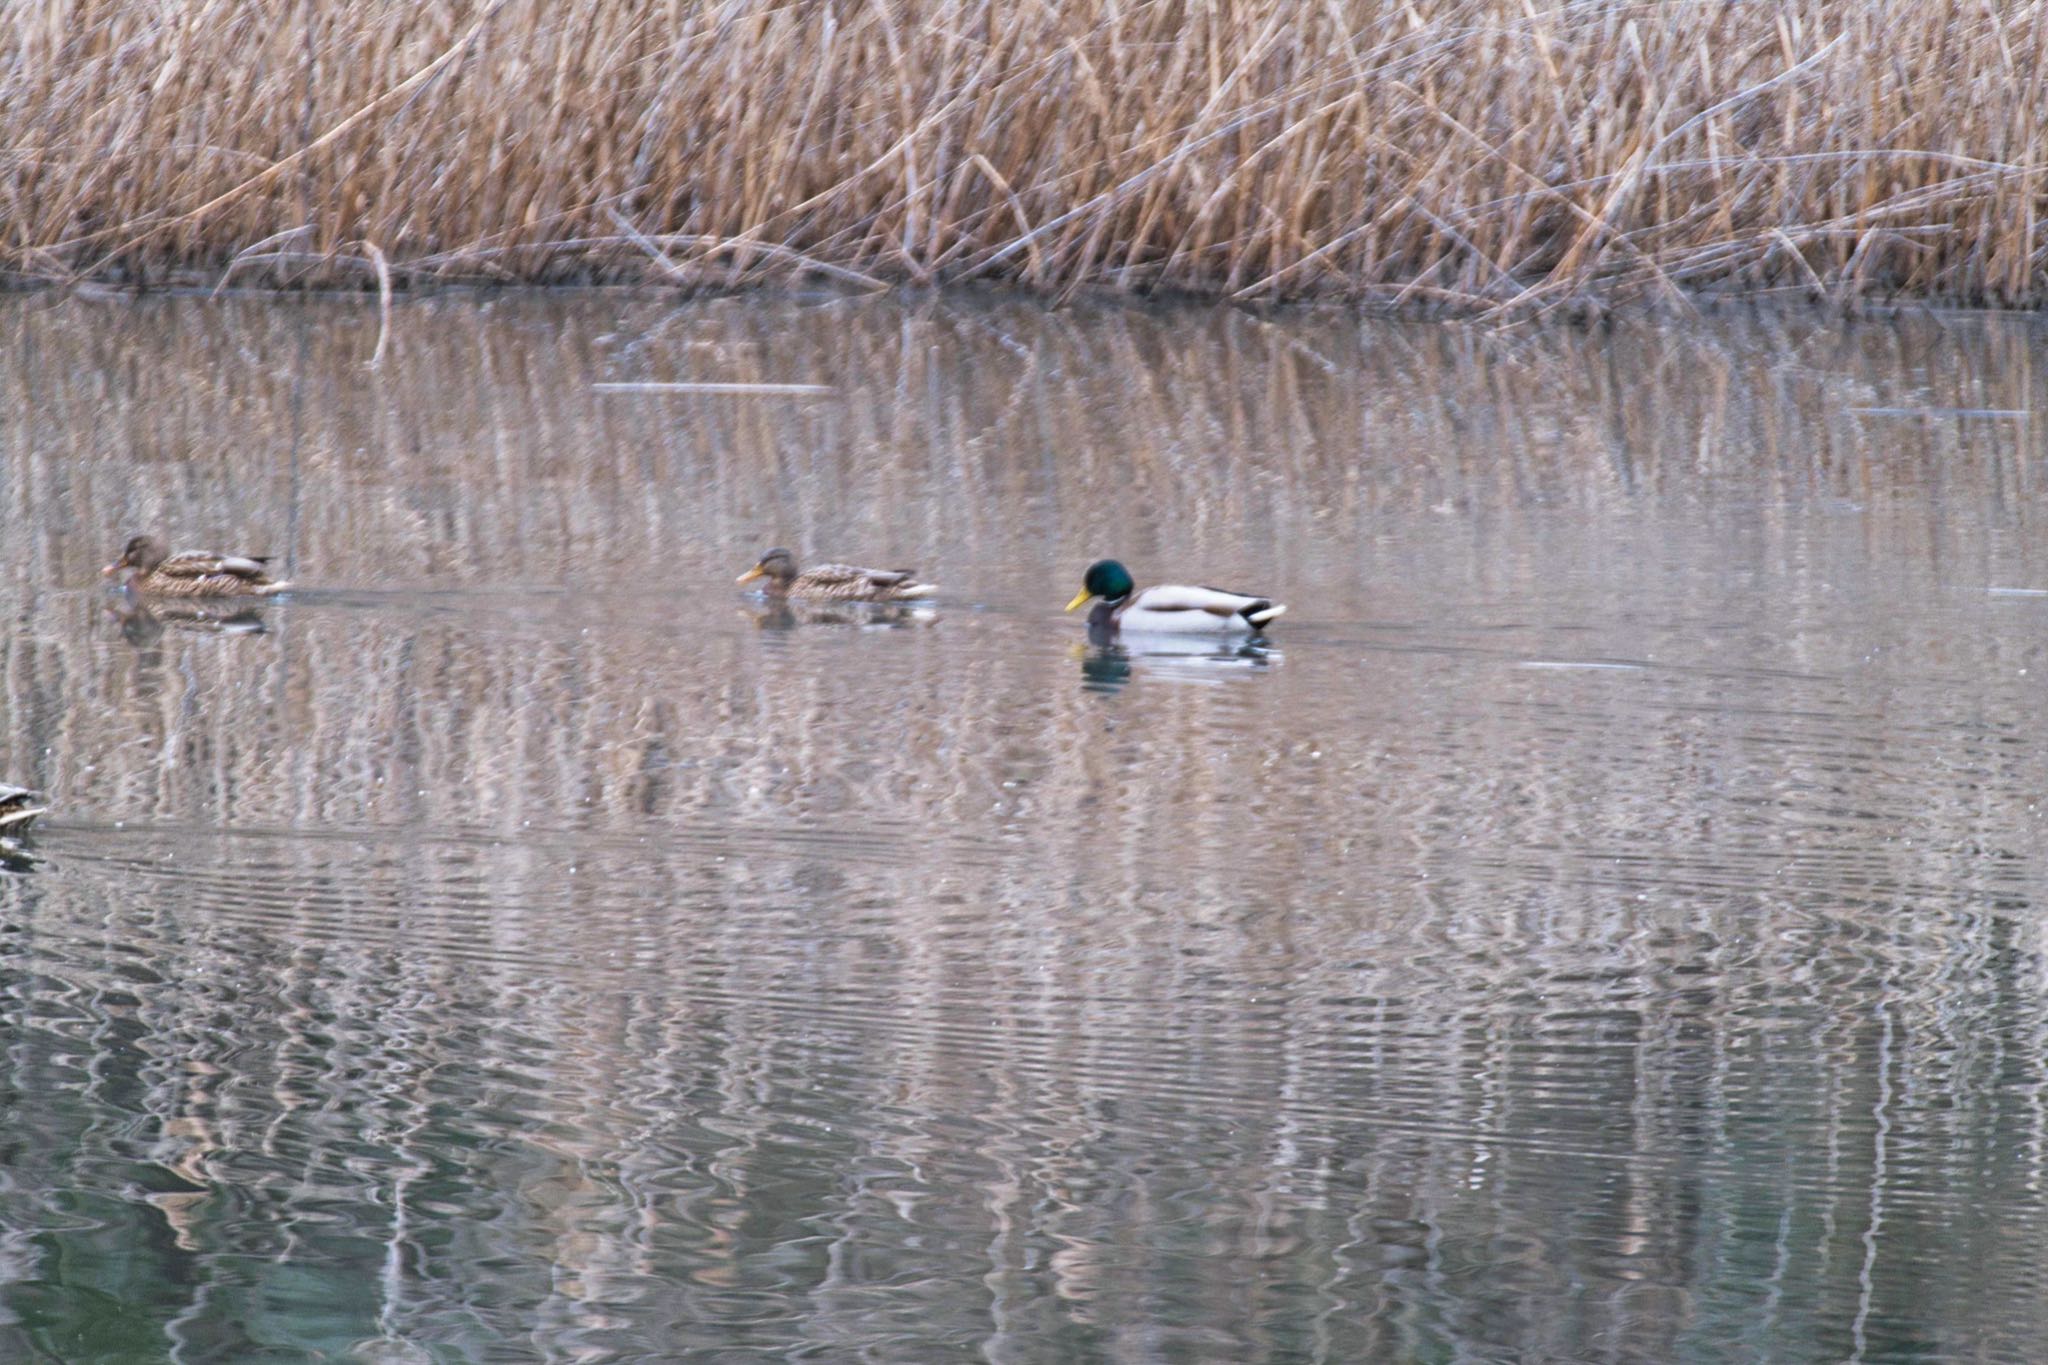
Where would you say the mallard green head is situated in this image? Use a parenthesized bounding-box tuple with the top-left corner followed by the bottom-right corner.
(737, 547, 798, 586)
(1066, 559, 1135, 612)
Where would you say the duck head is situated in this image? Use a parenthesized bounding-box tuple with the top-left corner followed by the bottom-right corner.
(736, 547, 799, 588)
(102, 535, 169, 580)
(1065, 558, 1135, 612)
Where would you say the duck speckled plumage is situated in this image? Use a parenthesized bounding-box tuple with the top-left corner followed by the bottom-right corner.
(736, 547, 937, 602)
(102, 535, 290, 598)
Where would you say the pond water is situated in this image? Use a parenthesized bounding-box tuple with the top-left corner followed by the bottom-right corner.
(2, 291, 2048, 1362)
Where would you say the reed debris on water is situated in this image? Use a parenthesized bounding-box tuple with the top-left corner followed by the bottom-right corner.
(7, 1, 2048, 311)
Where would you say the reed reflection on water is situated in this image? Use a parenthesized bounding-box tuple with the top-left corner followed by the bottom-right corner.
(2, 294, 2048, 1361)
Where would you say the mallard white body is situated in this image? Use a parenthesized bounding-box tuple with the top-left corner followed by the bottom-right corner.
(1106, 584, 1287, 633)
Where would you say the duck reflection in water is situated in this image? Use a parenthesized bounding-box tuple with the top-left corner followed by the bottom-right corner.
(741, 599, 938, 631)
(1079, 627, 1280, 694)
(104, 590, 270, 647)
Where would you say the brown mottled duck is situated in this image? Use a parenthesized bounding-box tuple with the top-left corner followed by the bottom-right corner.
(103, 535, 290, 598)
(735, 547, 936, 603)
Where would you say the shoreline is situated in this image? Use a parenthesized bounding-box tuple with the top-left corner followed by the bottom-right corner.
(22, 279, 2048, 328)
(14, 2, 2048, 315)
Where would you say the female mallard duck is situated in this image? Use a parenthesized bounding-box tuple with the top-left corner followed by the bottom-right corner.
(736, 547, 937, 602)
(102, 535, 290, 598)
(1065, 559, 1285, 634)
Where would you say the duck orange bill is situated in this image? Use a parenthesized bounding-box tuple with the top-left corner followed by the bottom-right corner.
(1064, 589, 1093, 613)
(735, 565, 767, 584)
(100, 561, 123, 576)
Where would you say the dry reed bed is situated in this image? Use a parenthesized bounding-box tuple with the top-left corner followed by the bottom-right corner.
(5, 0, 2048, 310)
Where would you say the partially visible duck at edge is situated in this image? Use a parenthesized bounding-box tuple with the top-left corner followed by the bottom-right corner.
(736, 547, 937, 603)
(1064, 558, 1286, 635)
(102, 535, 290, 598)
(0, 784, 45, 839)
(0, 784, 41, 865)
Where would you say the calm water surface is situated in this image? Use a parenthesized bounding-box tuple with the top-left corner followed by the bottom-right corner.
(3, 293, 2048, 1362)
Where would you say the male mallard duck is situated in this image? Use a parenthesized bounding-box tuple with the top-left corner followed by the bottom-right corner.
(736, 547, 937, 602)
(1065, 558, 1285, 634)
(102, 535, 290, 598)
(0, 784, 45, 838)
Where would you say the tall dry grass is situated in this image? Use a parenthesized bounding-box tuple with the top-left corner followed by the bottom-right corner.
(5, 1, 2048, 310)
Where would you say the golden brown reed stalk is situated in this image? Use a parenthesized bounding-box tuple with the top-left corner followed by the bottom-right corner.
(5, 1, 2048, 311)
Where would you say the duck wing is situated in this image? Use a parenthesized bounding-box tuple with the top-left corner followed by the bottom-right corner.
(158, 551, 274, 581)
(798, 563, 935, 597)
(1131, 584, 1282, 621)
(798, 563, 885, 588)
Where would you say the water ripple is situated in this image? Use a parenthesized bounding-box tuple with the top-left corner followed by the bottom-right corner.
(3, 298, 2048, 1360)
